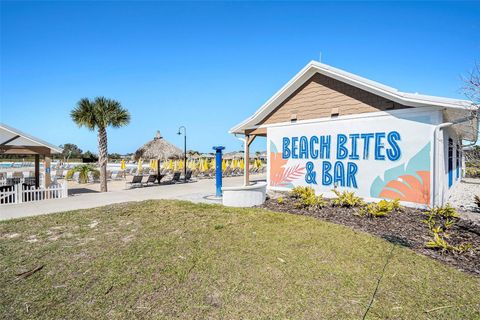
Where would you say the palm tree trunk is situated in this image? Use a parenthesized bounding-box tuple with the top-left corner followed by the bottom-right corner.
(98, 127, 108, 192)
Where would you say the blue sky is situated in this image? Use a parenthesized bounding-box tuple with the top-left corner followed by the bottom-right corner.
(1, 1, 479, 154)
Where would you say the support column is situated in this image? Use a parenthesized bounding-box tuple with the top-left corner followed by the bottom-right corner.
(243, 134, 256, 186)
(44, 155, 52, 188)
(244, 135, 250, 186)
(34, 154, 40, 189)
(157, 159, 161, 184)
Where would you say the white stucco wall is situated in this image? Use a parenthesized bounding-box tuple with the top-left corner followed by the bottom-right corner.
(265, 107, 445, 207)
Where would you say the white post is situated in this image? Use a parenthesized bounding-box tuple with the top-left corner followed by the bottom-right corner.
(16, 184, 22, 204)
(13, 184, 18, 204)
(62, 182, 68, 198)
(244, 135, 250, 186)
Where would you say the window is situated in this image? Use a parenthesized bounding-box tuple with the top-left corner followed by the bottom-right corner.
(448, 138, 453, 188)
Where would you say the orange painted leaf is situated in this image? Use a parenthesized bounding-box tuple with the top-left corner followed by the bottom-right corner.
(379, 170, 430, 205)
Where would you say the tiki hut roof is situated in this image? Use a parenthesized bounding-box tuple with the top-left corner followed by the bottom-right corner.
(223, 151, 244, 160)
(134, 131, 183, 160)
(223, 151, 260, 160)
(199, 153, 215, 159)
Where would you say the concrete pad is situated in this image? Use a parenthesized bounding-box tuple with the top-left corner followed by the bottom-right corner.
(0, 175, 266, 221)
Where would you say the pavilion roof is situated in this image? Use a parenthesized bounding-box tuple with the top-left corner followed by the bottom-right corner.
(0, 123, 62, 155)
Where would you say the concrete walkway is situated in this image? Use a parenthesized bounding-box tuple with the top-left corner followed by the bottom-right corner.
(447, 177, 480, 224)
(1, 175, 265, 221)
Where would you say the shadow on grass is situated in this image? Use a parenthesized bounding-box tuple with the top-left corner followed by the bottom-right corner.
(381, 234, 412, 248)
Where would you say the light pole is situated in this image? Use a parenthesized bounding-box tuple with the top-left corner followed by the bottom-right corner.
(177, 126, 187, 182)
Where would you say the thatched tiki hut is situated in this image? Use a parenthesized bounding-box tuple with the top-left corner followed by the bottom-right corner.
(134, 131, 183, 161)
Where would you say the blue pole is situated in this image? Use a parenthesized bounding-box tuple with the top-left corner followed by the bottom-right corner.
(212, 146, 225, 197)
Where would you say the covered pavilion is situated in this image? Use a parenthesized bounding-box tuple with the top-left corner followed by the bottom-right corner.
(0, 123, 62, 188)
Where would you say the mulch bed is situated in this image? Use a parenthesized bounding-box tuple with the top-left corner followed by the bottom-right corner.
(262, 196, 480, 276)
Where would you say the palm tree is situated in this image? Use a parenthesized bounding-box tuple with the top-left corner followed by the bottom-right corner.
(71, 97, 130, 192)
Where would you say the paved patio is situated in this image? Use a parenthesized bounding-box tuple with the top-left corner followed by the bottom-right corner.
(1, 175, 266, 221)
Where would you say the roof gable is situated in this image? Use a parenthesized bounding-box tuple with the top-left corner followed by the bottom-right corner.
(230, 61, 475, 134)
(258, 72, 410, 126)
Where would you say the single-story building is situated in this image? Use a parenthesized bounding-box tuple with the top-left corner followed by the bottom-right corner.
(0, 123, 62, 189)
(230, 61, 478, 207)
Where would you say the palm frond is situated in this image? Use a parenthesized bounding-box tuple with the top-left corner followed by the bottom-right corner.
(94, 96, 131, 128)
(70, 98, 97, 130)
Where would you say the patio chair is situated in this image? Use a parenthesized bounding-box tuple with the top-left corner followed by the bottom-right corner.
(6, 177, 21, 186)
(12, 171, 24, 178)
(72, 172, 80, 182)
(177, 170, 193, 183)
(55, 169, 64, 179)
(170, 172, 181, 183)
(144, 174, 158, 186)
(126, 175, 144, 189)
(88, 172, 100, 183)
(114, 170, 126, 180)
(223, 167, 232, 177)
(23, 177, 36, 186)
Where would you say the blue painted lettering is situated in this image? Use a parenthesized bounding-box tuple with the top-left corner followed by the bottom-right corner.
(374, 132, 386, 161)
(336, 134, 348, 160)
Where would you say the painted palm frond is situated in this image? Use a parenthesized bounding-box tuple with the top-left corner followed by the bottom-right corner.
(370, 142, 431, 205)
(269, 141, 304, 187)
(379, 170, 430, 204)
(271, 163, 305, 187)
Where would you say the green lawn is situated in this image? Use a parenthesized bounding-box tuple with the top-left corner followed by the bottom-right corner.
(1, 200, 479, 319)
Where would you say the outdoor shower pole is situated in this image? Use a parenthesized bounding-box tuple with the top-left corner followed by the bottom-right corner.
(177, 126, 187, 182)
(212, 146, 225, 197)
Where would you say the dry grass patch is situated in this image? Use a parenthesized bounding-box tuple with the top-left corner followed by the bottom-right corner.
(0, 200, 479, 319)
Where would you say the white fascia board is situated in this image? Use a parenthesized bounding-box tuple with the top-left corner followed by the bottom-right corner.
(259, 106, 441, 130)
(0, 123, 63, 154)
(229, 61, 475, 134)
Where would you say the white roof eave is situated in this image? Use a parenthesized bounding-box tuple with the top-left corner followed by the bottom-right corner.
(230, 61, 475, 134)
(0, 123, 63, 154)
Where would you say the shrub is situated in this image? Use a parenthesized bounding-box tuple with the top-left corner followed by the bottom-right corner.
(425, 232, 456, 251)
(474, 195, 480, 208)
(426, 231, 473, 253)
(67, 164, 100, 184)
(466, 161, 480, 168)
(465, 167, 480, 178)
(359, 199, 401, 218)
(290, 186, 327, 210)
(422, 204, 473, 253)
(423, 204, 459, 223)
(331, 189, 364, 207)
(422, 204, 458, 233)
(277, 197, 284, 204)
(291, 186, 315, 199)
(66, 169, 75, 180)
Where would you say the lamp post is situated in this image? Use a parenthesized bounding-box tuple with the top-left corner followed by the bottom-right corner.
(177, 126, 187, 182)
